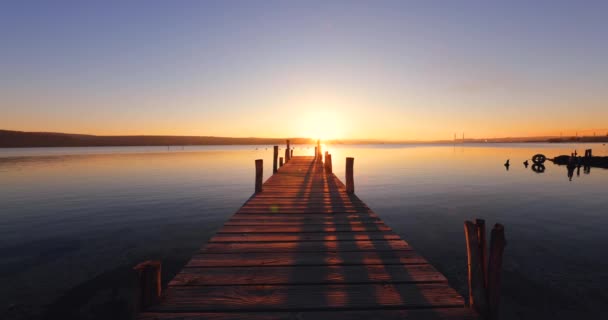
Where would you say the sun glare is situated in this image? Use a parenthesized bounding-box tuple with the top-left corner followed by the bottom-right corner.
(297, 110, 344, 140)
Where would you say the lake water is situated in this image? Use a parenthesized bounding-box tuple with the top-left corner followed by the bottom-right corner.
(1, 143, 607, 319)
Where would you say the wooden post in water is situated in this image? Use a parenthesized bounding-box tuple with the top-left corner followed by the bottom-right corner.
(314, 147, 318, 160)
(134, 260, 162, 311)
(346, 157, 354, 194)
(327, 154, 333, 174)
(285, 140, 290, 162)
(273, 146, 278, 174)
(291, 149, 294, 158)
(476, 218, 487, 286)
(487, 224, 506, 320)
(279, 157, 283, 167)
(255, 159, 263, 193)
(464, 220, 506, 320)
(324, 151, 329, 170)
(464, 220, 487, 315)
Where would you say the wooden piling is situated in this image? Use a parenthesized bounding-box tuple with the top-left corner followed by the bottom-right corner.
(314, 147, 318, 159)
(476, 218, 487, 286)
(346, 157, 354, 194)
(291, 149, 293, 158)
(464, 221, 487, 315)
(487, 224, 506, 320)
(255, 159, 263, 193)
(285, 140, 290, 162)
(327, 153, 333, 174)
(279, 157, 284, 167)
(133, 260, 161, 311)
(273, 146, 278, 174)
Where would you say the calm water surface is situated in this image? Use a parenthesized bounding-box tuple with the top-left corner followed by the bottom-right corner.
(1, 143, 607, 319)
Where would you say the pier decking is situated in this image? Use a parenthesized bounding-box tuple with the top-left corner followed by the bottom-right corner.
(138, 156, 477, 319)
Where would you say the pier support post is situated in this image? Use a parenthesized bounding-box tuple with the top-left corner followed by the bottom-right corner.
(464, 220, 506, 320)
(327, 154, 333, 174)
(285, 140, 290, 162)
(314, 147, 318, 160)
(291, 149, 294, 158)
(273, 146, 278, 174)
(255, 159, 263, 193)
(134, 260, 162, 311)
(487, 224, 506, 320)
(346, 157, 354, 194)
(279, 157, 283, 167)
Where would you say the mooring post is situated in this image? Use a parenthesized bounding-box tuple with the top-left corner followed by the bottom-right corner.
(285, 140, 290, 161)
(314, 147, 318, 160)
(346, 157, 354, 194)
(487, 224, 506, 320)
(291, 149, 294, 158)
(133, 260, 162, 311)
(476, 218, 487, 286)
(464, 220, 488, 316)
(327, 153, 333, 174)
(279, 157, 284, 167)
(324, 151, 329, 170)
(273, 146, 278, 174)
(255, 159, 263, 193)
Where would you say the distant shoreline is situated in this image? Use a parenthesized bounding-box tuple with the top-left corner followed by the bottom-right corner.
(2, 129, 608, 148)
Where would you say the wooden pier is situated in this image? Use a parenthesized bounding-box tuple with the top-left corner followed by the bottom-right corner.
(137, 154, 479, 319)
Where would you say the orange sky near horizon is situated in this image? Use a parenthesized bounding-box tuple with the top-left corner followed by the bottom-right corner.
(2, 2, 608, 141)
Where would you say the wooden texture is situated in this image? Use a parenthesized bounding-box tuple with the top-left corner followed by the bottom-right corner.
(487, 224, 506, 320)
(138, 156, 473, 319)
(255, 159, 263, 193)
(464, 221, 487, 316)
(134, 260, 162, 311)
(346, 157, 354, 194)
(273, 146, 278, 174)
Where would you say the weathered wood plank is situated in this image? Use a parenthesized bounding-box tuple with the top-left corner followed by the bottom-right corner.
(185, 251, 428, 267)
(139, 308, 478, 320)
(209, 232, 401, 243)
(202, 240, 410, 253)
(216, 225, 391, 233)
(150, 283, 464, 312)
(171, 264, 446, 286)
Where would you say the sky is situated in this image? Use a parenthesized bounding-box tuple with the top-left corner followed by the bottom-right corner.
(1, 0, 607, 140)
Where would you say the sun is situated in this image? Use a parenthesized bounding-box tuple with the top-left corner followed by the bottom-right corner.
(297, 110, 344, 140)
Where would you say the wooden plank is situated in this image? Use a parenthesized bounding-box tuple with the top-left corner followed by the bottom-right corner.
(170, 264, 446, 286)
(202, 240, 410, 253)
(139, 308, 478, 320)
(209, 232, 401, 243)
(216, 225, 391, 233)
(224, 220, 384, 226)
(185, 251, 428, 267)
(150, 283, 464, 312)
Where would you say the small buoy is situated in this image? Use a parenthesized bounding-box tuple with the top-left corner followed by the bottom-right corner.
(532, 154, 546, 164)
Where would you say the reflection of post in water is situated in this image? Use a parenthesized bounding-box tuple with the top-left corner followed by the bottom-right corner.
(523, 160, 529, 168)
(567, 154, 576, 181)
(584, 165, 591, 174)
(504, 159, 510, 171)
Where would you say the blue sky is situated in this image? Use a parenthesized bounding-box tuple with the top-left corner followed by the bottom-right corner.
(1, 0, 607, 139)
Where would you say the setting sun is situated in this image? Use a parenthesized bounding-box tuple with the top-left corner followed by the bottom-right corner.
(296, 109, 345, 140)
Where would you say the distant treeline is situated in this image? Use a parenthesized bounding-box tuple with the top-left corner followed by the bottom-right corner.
(0, 130, 315, 148)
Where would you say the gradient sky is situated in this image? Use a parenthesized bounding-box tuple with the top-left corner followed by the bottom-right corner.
(1, 0, 607, 140)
